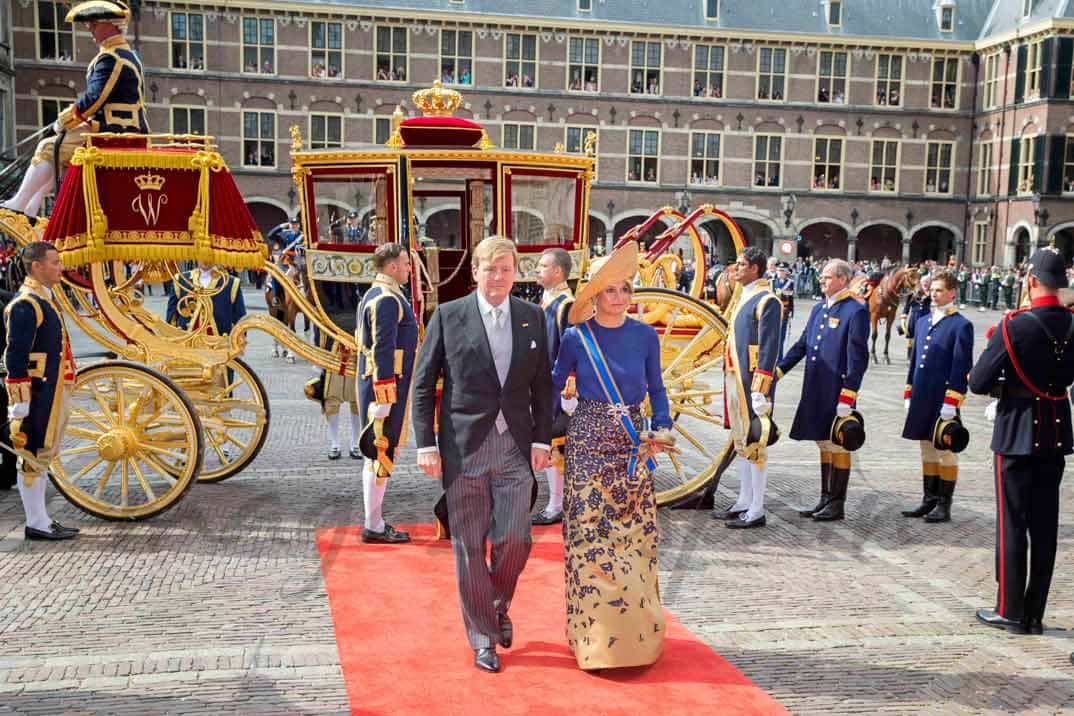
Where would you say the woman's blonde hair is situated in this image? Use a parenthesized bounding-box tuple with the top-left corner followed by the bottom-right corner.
(471, 236, 518, 270)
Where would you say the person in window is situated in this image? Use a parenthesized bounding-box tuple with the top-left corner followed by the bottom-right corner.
(377, 67, 389, 81)
(175, 52, 187, 69)
(262, 59, 272, 73)
(442, 69, 454, 83)
(646, 166, 656, 182)
(506, 73, 518, 87)
(711, 85, 722, 98)
(522, 74, 533, 88)
(694, 80, 703, 97)
(759, 87, 769, 100)
(889, 89, 900, 105)
(192, 56, 204, 70)
(245, 60, 256, 72)
(939, 179, 949, 193)
(830, 174, 840, 190)
(628, 167, 639, 181)
(755, 172, 765, 186)
(585, 79, 596, 92)
(632, 72, 643, 93)
(647, 79, 659, 94)
(877, 89, 887, 105)
(312, 63, 325, 78)
(833, 90, 845, 103)
(885, 177, 895, 191)
(460, 68, 471, 84)
(819, 86, 829, 103)
(772, 89, 783, 100)
(768, 173, 779, 186)
(871, 176, 880, 191)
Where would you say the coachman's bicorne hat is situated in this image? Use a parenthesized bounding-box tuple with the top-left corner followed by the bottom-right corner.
(830, 410, 866, 452)
(66, 0, 130, 24)
(932, 416, 969, 453)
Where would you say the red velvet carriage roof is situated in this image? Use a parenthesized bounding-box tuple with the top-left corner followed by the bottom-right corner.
(43, 135, 266, 270)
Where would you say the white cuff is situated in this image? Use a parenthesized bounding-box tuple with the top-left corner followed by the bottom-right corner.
(531, 443, 550, 452)
(416, 446, 439, 455)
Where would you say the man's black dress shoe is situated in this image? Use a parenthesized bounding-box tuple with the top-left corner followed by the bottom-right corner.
(726, 514, 766, 529)
(975, 608, 1020, 631)
(498, 614, 513, 648)
(51, 521, 79, 535)
(713, 508, 745, 521)
(361, 523, 410, 544)
(531, 510, 562, 526)
(1013, 617, 1044, 635)
(327, 447, 341, 460)
(474, 647, 499, 673)
(25, 526, 76, 541)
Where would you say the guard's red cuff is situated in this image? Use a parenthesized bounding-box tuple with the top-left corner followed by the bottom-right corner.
(903, 385, 911, 400)
(838, 388, 857, 405)
(943, 389, 964, 407)
(373, 378, 397, 405)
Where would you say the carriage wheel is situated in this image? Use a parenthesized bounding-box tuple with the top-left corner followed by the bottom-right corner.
(49, 361, 203, 521)
(189, 357, 271, 483)
(631, 288, 735, 506)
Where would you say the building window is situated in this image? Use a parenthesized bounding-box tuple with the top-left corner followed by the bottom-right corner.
(689, 132, 721, 185)
(36, 1, 73, 61)
(940, 6, 954, 31)
(1018, 136, 1036, 194)
(875, 54, 903, 106)
(1063, 136, 1074, 193)
(977, 141, 993, 196)
(817, 50, 848, 103)
(374, 117, 392, 145)
(869, 139, 899, 192)
(171, 106, 205, 135)
(1026, 40, 1042, 98)
(1023, 0, 1032, 17)
(757, 47, 786, 101)
(375, 26, 408, 81)
(753, 135, 782, 187)
(242, 110, 276, 168)
(440, 30, 473, 85)
(692, 44, 725, 98)
(630, 41, 662, 95)
(170, 12, 205, 70)
(812, 138, 843, 190)
(502, 123, 535, 150)
(567, 37, 599, 92)
(38, 97, 64, 127)
(705, 0, 719, 19)
(924, 141, 954, 194)
(311, 22, 343, 79)
(565, 126, 593, 153)
(983, 52, 1001, 109)
(828, 1, 842, 26)
(242, 17, 275, 74)
(310, 114, 343, 150)
(973, 222, 989, 266)
(627, 129, 659, 183)
(930, 57, 958, 109)
(504, 33, 537, 88)
(579, 0, 592, 10)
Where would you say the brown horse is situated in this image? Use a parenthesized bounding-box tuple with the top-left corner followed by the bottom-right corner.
(859, 266, 919, 364)
(265, 260, 312, 363)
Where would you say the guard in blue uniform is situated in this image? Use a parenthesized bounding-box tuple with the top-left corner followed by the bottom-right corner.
(166, 263, 246, 336)
(778, 259, 870, 521)
(900, 269, 974, 523)
(532, 248, 574, 525)
(716, 247, 782, 529)
(356, 243, 419, 544)
(3, 242, 79, 540)
(899, 275, 931, 359)
(969, 249, 1074, 636)
(2, 1, 148, 218)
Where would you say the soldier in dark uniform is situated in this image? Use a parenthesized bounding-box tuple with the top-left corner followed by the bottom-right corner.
(899, 274, 931, 360)
(969, 249, 1074, 635)
(778, 259, 870, 522)
(343, 211, 368, 245)
(531, 248, 574, 525)
(772, 263, 795, 360)
(166, 263, 246, 336)
(356, 243, 419, 544)
(900, 269, 974, 523)
(1, 1, 148, 218)
(3, 242, 79, 540)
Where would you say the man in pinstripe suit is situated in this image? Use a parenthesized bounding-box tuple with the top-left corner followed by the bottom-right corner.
(412, 237, 554, 674)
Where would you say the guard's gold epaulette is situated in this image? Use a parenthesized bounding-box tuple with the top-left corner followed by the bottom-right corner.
(6, 293, 44, 328)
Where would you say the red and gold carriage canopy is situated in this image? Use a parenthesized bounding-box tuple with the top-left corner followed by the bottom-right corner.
(43, 136, 266, 270)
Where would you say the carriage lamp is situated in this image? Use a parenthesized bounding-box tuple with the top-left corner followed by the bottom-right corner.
(781, 193, 797, 228)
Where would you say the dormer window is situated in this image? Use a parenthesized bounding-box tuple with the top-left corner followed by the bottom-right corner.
(827, 1, 841, 26)
(579, 0, 592, 11)
(1023, 0, 1032, 18)
(940, 7, 954, 31)
(705, 0, 718, 19)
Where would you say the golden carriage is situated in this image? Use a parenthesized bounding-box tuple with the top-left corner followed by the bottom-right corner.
(0, 82, 747, 521)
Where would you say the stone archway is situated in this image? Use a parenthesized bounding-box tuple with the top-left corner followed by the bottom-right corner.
(613, 215, 673, 250)
(856, 223, 903, 263)
(1052, 227, 1074, 265)
(909, 225, 956, 263)
(588, 215, 606, 253)
(698, 218, 738, 266)
(1013, 226, 1032, 265)
(799, 222, 848, 261)
(733, 218, 774, 253)
(247, 201, 288, 239)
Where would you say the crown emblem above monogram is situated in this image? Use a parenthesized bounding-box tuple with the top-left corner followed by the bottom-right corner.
(412, 80, 462, 117)
(134, 172, 165, 191)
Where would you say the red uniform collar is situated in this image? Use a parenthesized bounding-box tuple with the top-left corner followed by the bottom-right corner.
(1031, 295, 1061, 308)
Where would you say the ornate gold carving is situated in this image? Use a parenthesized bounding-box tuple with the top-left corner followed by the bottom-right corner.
(290, 124, 303, 153)
(554, 142, 565, 153)
(133, 172, 165, 191)
(478, 131, 494, 150)
(584, 131, 598, 157)
(412, 80, 462, 117)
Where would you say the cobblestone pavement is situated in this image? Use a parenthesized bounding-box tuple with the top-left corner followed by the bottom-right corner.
(1, 290, 1073, 715)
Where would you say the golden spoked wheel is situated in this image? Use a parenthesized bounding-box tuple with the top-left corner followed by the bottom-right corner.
(631, 288, 735, 505)
(185, 357, 270, 483)
(50, 361, 203, 521)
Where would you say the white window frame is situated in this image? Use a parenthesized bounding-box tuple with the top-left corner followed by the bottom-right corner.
(38, 97, 65, 128)
(812, 137, 844, 191)
(241, 16, 276, 75)
(689, 131, 722, 186)
(1064, 135, 1074, 194)
(869, 139, 899, 193)
(170, 105, 206, 136)
(169, 11, 205, 71)
(504, 33, 538, 89)
(309, 113, 344, 150)
(310, 21, 343, 80)
(692, 44, 726, 99)
(1018, 136, 1036, 195)
(757, 47, 786, 101)
(983, 52, 1001, 109)
(924, 140, 955, 195)
(35, 1, 74, 62)
(566, 36, 600, 93)
(929, 56, 959, 110)
(629, 40, 662, 96)
(705, 0, 719, 20)
(565, 126, 598, 179)
(578, 0, 592, 11)
(374, 117, 392, 145)
(242, 110, 276, 169)
(502, 123, 536, 151)
(874, 53, 903, 107)
(375, 25, 409, 82)
(440, 29, 473, 86)
(753, 134, 783, 188)
(940, 6, 955, 32)
(1023, 0, 1033, 18)
(1026, 40, 1042, 99)
(827, 1, 842, 27)
(976, 140, 993, 196)
(973, 221, 990, 267)
(627, 128, 660, 183)
(817, 50, 849, 104)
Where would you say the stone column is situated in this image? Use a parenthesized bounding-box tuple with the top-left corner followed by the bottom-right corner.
(846, 234, 858, 263)
(901, 236, 911, 264)
(604, 228, 615, 256)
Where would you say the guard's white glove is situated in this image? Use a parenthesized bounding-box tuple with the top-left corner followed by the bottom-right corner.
(984, 400, 998, 423)
(904, 398, 911, 412)
(51, 120, 62, 134)
(939, 403, 957, 421)
(9, 402, 28, 419)
(835, 402, 851, 418)
(371, 402, 391, 419)
(561, 396, 578, 415)
(751, 392, 771, 416)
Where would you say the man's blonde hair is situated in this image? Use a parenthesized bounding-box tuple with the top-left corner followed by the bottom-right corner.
(472, 236, 518, 270)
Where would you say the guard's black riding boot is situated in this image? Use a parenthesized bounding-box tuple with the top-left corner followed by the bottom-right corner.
(813, 464, 848, 521)
(924, 479, 955, 523)
(901, 475, 940, 517)
(799, 457, 831, 517)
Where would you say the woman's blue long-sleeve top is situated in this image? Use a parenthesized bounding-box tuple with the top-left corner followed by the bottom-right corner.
(552, 318, 672, 430)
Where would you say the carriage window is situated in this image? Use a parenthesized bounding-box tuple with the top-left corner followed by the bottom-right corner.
(508, 174, 578, 246)
(309, 173, 388, 246)
(374, 117, 392, 145)
(242, 17, 275, 74)
(170, 12, 205, 71)
(37, 1, 73, 61)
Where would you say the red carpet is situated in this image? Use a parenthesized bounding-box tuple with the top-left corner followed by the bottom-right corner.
(316, 523, 787, 716)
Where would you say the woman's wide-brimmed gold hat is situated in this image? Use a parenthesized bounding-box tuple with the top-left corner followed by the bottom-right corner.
(568, 240, 639, 325)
